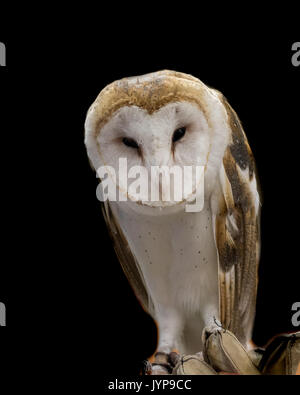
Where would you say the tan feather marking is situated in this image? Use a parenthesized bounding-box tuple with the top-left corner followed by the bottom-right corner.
(230, 268, 235, 323)
(225, 271, 231, 326)
(217, 145, 260, 345)
(87, 70, 213, 136)
(215, 184, 238, 273)
(219, 267, 235, 330)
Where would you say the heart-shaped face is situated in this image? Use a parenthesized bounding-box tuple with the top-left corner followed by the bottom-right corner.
(96, 101, 209, 209)
(85, 71, 230, 211)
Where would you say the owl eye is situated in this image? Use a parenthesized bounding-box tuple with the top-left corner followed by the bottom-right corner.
(122, 137, 139, 149)
(172, 127, 186, 143)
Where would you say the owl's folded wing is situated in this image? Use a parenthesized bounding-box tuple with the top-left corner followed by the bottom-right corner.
(101, 201, 154, 315)
(213, 99, 261, 346)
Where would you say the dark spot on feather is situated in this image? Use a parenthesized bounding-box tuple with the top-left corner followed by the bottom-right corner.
(221, 96, 255, 180)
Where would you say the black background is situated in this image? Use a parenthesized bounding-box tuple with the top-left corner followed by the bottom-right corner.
(0, 17, 299, 378)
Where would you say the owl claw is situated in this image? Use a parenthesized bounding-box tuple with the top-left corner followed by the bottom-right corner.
(146, 351, 180, 375)
(168, 351, 180, 367)
(142, 359, 153, 375)
(202, 320, 224, 345)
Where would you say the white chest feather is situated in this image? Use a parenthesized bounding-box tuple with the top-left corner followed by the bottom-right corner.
(110, 201, 219, 320)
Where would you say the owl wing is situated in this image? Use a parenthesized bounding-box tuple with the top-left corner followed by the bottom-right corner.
(101, 200, 154, 315)
(213, 98, 261, 346)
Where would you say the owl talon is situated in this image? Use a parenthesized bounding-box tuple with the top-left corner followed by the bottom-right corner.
(146, 351, 180, 375)
(142, 359, 153, 375)
(151, 362, 172, 374)
(168, 351, 180, 367)
(202, 320, 224, 345)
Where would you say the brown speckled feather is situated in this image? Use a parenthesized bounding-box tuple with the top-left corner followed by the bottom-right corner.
(215, 97, 261, 345)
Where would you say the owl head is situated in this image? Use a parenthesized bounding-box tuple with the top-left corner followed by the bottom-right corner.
(85, 70, 231, 212)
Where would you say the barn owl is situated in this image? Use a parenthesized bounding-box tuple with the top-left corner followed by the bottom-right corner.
(84, 70, 261, 370)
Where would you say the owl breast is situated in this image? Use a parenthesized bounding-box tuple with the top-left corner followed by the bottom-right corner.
(110, 199, 219, 327)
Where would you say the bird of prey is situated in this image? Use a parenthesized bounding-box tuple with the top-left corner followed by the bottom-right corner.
(84, 70, 261, 365)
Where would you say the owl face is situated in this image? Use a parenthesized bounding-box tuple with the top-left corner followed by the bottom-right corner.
(93, 101, 211, 209)
(98, 101, 209, 168)
(85, 71, 231, 211)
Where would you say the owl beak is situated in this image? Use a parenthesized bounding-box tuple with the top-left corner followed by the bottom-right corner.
(144, 147, 171, 168)
(142, 154, 174, 203)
